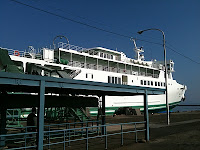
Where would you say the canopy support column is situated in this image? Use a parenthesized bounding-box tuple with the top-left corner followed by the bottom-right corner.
(37, 80, 45, 150)
(101, 95, 106, 135)
(144, 90, 149, 141)
(0, 107, 6, 148)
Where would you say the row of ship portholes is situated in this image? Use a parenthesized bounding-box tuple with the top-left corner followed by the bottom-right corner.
(141, 80, 165, 87)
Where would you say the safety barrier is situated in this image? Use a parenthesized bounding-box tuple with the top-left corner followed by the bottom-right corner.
(0, 121, 145, 150)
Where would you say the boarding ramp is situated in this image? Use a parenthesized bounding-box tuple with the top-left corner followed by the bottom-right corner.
(45, 107, 90, 122)
(69, 107, 90, 122)
(33, 64, 79, 79)
(0, 48, 22, 74)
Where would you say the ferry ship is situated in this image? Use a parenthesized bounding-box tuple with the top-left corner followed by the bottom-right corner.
(0, 37, 187, 115)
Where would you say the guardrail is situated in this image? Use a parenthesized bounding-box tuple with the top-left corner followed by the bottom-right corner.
(43, 121, 146, 150)
(58, 42, 86, 51)
(0, 121, 146, 150)
(6, 48, 43, 60)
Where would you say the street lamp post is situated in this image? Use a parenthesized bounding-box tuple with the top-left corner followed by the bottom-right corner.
(137, 28, 170, 125)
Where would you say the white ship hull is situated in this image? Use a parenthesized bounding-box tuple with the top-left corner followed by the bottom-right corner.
(72, 67, 186, 115)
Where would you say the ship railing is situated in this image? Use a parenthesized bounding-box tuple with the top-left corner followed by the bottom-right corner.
(153, 74, 159, 78)
(68, 61, 80, 67)
(109, 67, 118, 73)
(102, 66, 108, 71)
(76, 61, 81, 68)
(146, 73, 153, 77)
(67, 60, 158, 78)
(97, 65, 103, 71)
(6, 48, 43, 60)
(68, 61, 82, 68)
(80, 62, 85, 68)
(58, 42, 68, 49)
(7, 49, 25, 57)
(58, 42, 86, 52)
(68, 61, 98, 70)
(97, 65, 111, 72)
(86, 64, 97, 70)
(126, 70, 131, 75)
(132, 71, 138, 76)
(139, 72, 146, 76)
(68, 61, 73, 66)
(117, 68, 126, 74)
(23, 52, 43, 60)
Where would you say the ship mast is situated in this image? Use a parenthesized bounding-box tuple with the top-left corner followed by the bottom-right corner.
(131, 38, 144, 61)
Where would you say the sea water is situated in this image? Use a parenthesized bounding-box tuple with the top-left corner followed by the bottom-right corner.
(172, 101, 200, 112)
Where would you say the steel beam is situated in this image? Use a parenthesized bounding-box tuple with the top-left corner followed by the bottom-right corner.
(0, 72, 165, 96)
(0, 94, 98, 108)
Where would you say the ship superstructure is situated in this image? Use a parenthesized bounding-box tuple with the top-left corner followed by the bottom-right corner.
(1, 38, 187, 115)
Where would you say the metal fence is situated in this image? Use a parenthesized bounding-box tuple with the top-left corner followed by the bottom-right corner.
(0, 121, 146, 150)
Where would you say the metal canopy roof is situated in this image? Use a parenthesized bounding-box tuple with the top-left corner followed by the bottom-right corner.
(0, 72, 165, 96)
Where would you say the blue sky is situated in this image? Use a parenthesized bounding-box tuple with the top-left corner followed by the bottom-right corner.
(0, 0, 200, 103)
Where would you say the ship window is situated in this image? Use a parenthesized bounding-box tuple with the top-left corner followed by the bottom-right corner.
(151, 81, 153, 86)
(148, 81, 150, 85)
(104, 53, 107, 58)
(94, 51, 98, 55)
(115, 77, 118, 84)
(163, 82, 165, 86)
(118, 78, 121, 84)
(100, 52, 103, 57)
(161, 82, 163, 86)
(132, 80, 134, 83)
(144, 80, 146, 85)
(155, 82, 157, 86)
(112, 77, 115, 83)
(158, 82, 160, 86)
(86, 73, 94, 79)
(108, 76, 111, 83)
(141, 80, 143, 85)
(110, 55, 113, 59)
